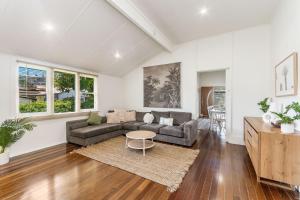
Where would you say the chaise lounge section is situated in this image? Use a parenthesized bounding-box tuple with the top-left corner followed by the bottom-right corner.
(66, 111, 198, 147)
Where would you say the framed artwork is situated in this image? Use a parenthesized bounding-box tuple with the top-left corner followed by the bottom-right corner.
(275, 52, 298, 97)
(143, 62, 181, 108)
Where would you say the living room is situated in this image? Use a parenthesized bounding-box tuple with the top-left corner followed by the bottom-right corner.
(0, 0, 300, 199)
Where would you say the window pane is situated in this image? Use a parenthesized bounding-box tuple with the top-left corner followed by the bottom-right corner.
(80, 77, 94, 93)
(81, 94, 94, 109)
(54, 71, 75, 113)
(19, 66, 47, 113)
(80, 76, 95, 109)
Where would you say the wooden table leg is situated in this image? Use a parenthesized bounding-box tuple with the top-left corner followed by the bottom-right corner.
(143, 139, 145, 156)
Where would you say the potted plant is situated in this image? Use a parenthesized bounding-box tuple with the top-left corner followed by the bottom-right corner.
(0, 118, 35, 165)
(258, 98, 272, 123)
(272, 111, 295, 133)
(258, 97, 270, 113)
(286, 102, 300, 131)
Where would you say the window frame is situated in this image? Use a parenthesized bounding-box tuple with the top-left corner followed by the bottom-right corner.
(53, 69, 78, 114)
(16, 63, 52, 117)
(16, 62, 98, 118)
(79, 73, 97, 112)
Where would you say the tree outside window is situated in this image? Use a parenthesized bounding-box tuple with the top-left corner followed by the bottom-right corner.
(80, 76, 95, 110)
(54, 71, 75, 113)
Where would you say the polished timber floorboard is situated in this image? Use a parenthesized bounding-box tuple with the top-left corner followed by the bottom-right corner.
(0, 131, 299, 200)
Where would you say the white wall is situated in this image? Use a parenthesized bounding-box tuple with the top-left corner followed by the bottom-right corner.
(271, 0, 300, 107)
(122, 25, 271, 145)
(197, 70, 226, 87)
(0, 52, 124, 157)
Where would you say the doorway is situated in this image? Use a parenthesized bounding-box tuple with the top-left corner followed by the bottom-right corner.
(197, 69, 227, 137)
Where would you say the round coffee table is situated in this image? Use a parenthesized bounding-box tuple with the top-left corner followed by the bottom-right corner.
(125, 130, 156, 156)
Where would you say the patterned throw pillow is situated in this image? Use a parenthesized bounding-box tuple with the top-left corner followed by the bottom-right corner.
(159, 117, 174, 126)
(143, 113, 154, 124)
(87, 112, 102, 125)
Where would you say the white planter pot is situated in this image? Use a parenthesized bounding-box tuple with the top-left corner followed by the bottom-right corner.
(262, 113, 272, 124)
(294, 120, 300, 131)
(0, 149, 9, 165)
(281, 123, 295, 134)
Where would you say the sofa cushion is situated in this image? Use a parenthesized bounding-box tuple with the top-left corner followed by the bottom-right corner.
(71, 123, 122, 139)
(87, 112, 102, 125)
(151, 111, 170, 123)
(139, 123, 166, 133)
(170, 111, 192, 125)
(159, 126, 184, 138)
(69, 121, 89, 130)
(136, 112, 149, 122)
(123, 121, 146, 130)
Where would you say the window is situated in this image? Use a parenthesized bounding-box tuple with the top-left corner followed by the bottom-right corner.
(18, 64, 48, 114)
(17, 62, 97, 116)
(80, 75, 95, 110)
(54, 70, 76, 113)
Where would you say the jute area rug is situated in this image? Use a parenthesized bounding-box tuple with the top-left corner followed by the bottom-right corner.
(74, 136, 199, 192)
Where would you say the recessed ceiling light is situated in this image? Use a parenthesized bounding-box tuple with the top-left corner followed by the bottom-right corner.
(43, 23, 54, 32)
(199, 7, 208, 16)
(114, 51, 122, 59)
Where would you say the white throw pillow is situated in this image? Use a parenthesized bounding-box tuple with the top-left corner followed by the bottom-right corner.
(107, 112, 121, 123)
(143, 113, 154, 124)
(159, 117, 174, 126)
(124, 111, 136, 122)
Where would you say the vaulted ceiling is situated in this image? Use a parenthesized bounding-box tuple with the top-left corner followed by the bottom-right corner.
(0, 0, 279, 76)
(131, 0, 279, 43)
(0, 0, 163, 76)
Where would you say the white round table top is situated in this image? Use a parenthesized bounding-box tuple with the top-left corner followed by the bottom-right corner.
(126, 130, 156, 140)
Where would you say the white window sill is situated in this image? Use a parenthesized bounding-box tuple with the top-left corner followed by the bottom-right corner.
(23, 111, 98, 121)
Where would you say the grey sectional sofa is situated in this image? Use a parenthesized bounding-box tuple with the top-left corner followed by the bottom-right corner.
(66, 111, 197, 147)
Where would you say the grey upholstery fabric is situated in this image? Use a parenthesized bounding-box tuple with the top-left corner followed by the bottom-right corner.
(71, 123, 122, 138)
(101, 116, 107, 123)
(69, 121, 89, 130)
(151, 111, 170, 123)
(68, 130, 123, 146)
(136, 112, 148, 122)
(170, 111, 192, 125)
(123, 121, 146, 130)
(159, 126, 184, 138)
(66, 111, 197, 147)
(139, 123, 166, 133)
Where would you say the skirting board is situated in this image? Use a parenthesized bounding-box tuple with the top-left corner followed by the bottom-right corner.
(226, 134, 244, 145)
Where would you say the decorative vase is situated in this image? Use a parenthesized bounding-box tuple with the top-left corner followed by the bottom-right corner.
(262, 113, 272, 124)
(281, 123, 294, 134)
(0, 149, 9, 165)
(294, 120, 300, 131)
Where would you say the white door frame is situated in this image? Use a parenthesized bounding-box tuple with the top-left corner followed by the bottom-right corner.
(196, 67, 232, 143)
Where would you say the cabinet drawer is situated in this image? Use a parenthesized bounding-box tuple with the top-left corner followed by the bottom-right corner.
(245, 121, 259, 151)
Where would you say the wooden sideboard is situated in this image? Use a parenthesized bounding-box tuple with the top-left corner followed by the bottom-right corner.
(244, 117, 300, 189)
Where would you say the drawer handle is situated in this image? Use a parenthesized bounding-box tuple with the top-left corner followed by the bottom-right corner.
(247, 130, 252, 137)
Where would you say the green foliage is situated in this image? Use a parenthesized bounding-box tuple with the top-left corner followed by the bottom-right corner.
(257, 98, 270, 113)
(271, 112, 294, 124)
(54, 71, 75, 93)
(0, 118, 35, 153)
(80, 77, 94, 93)
(54, 99, 75, 113)
(19, 101, 47, 113)
(81, 95, 94, 109)
(286, 102, 300, 120)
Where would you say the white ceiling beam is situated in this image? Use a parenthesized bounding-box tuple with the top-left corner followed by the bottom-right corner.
(106, 0, 174, 52)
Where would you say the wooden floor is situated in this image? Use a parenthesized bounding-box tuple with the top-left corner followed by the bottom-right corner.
(0, 130, 299, 200)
